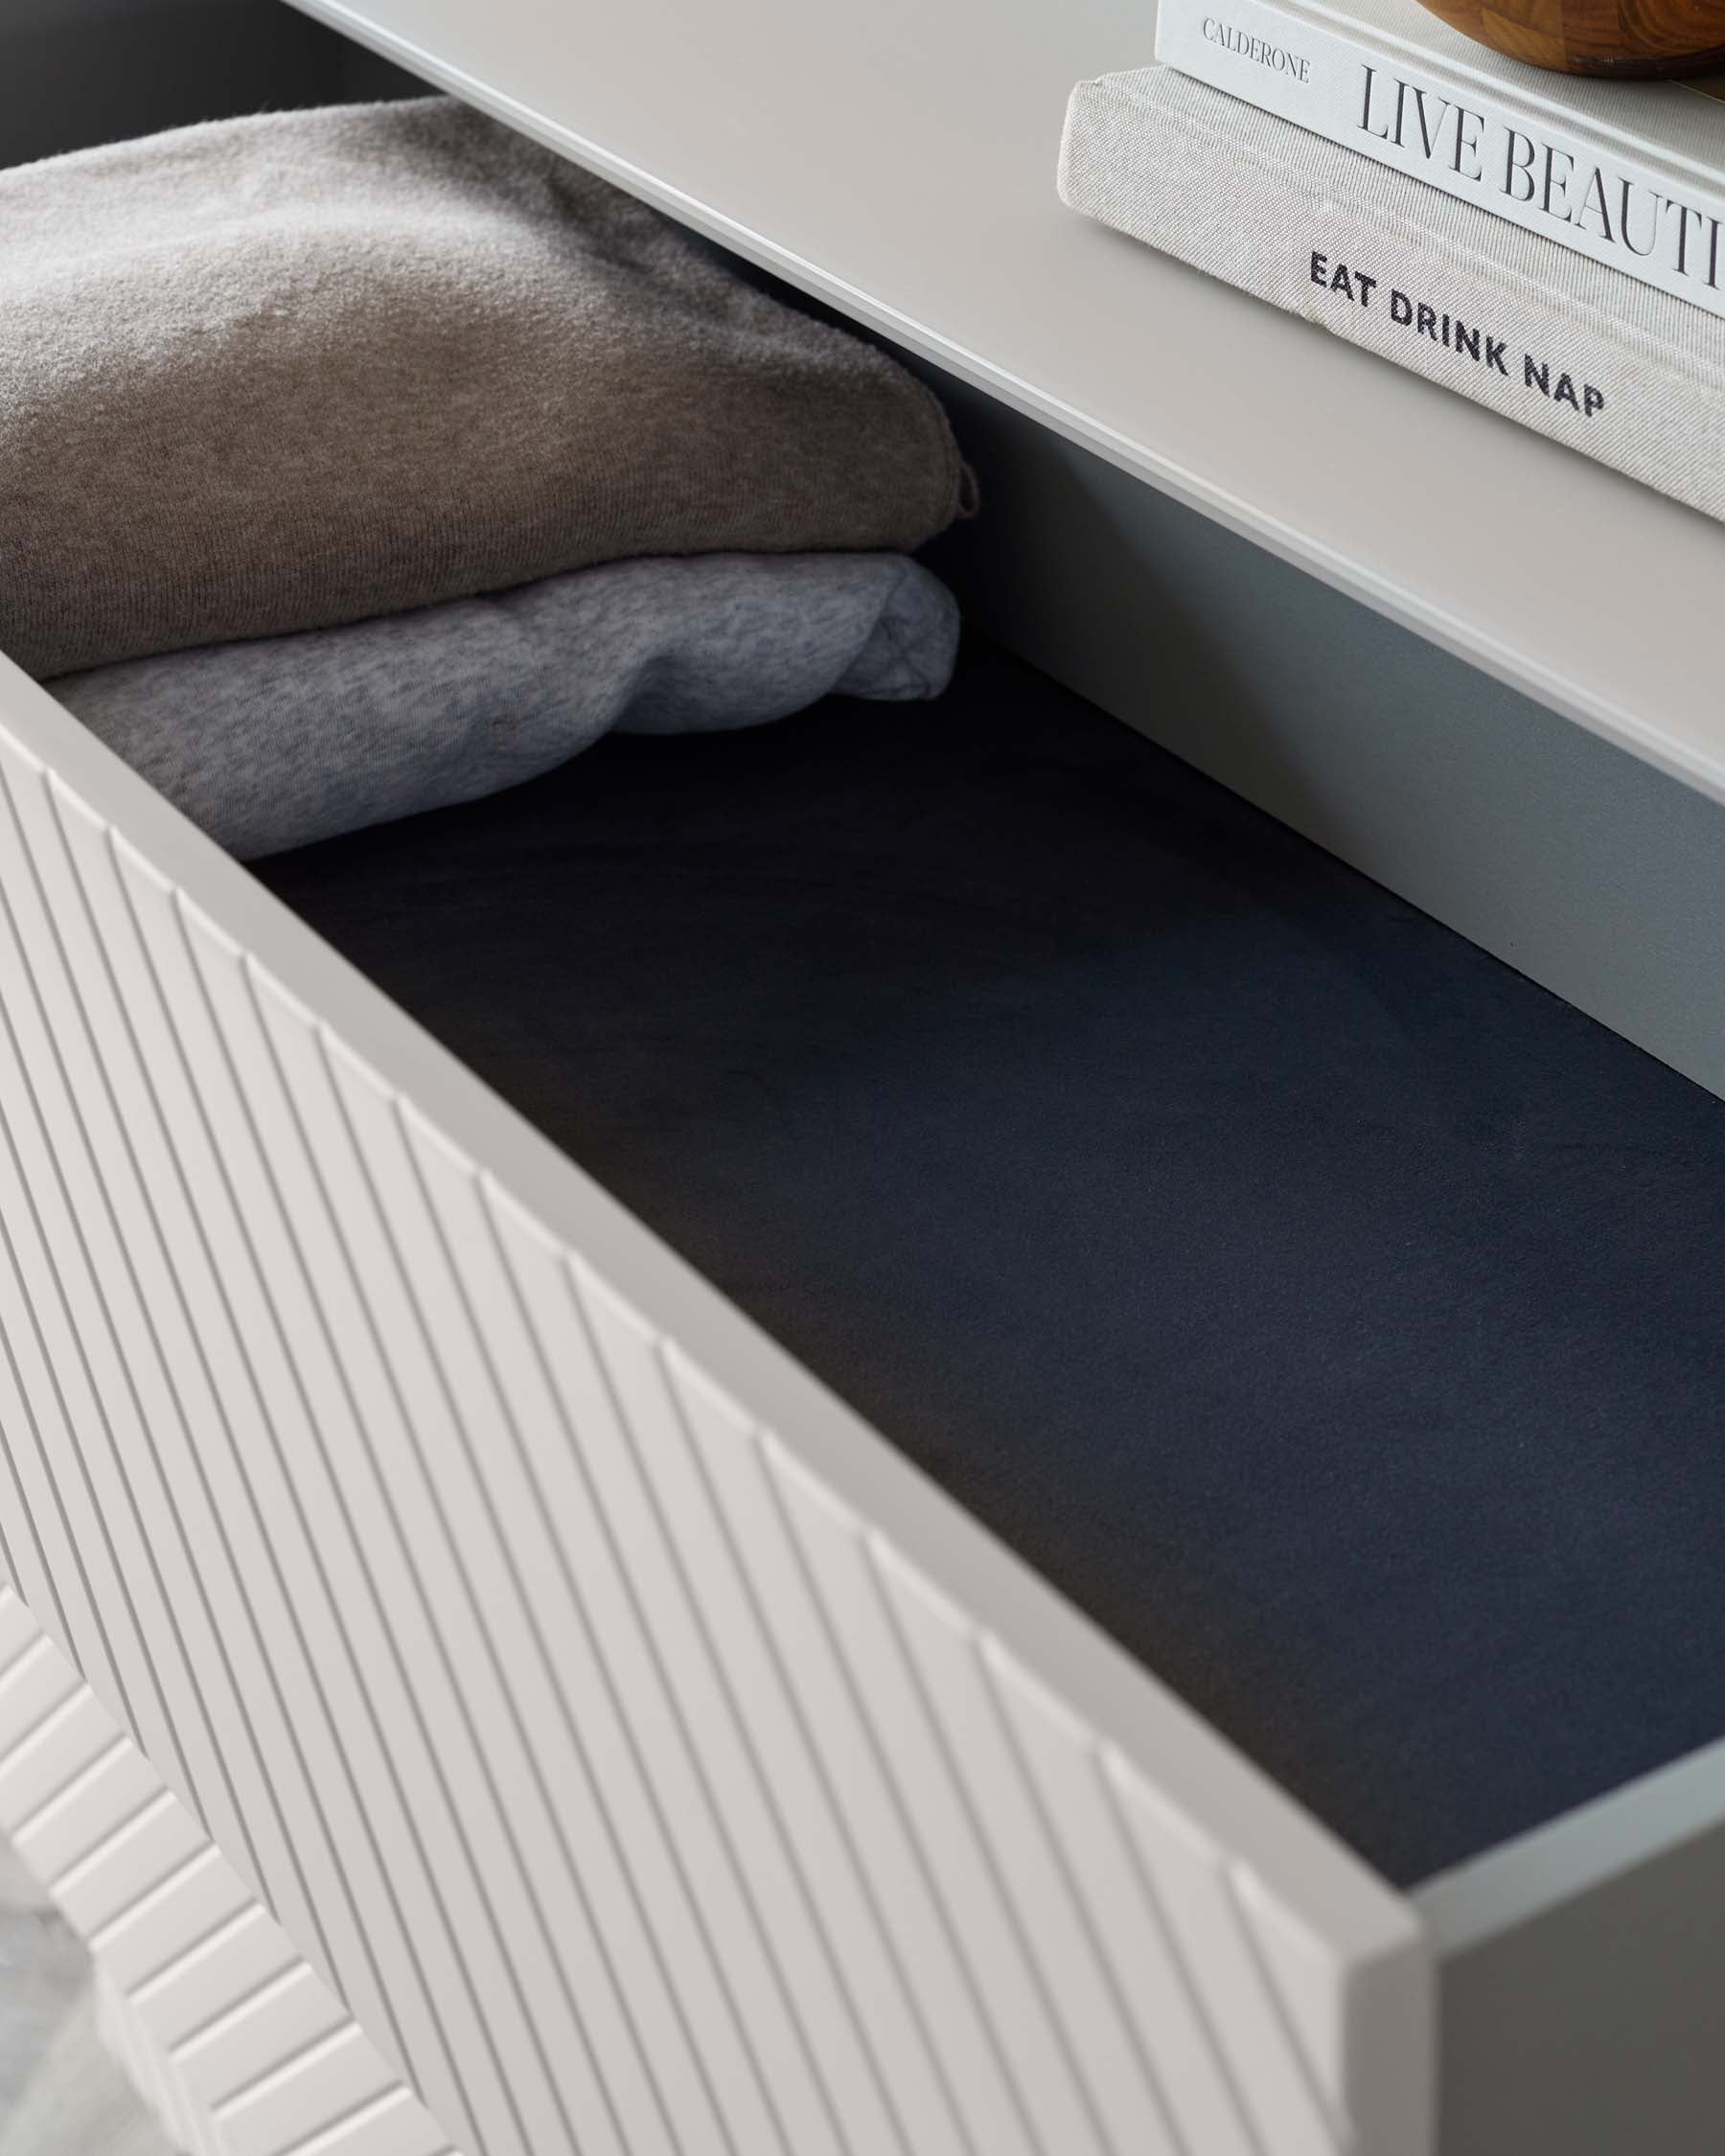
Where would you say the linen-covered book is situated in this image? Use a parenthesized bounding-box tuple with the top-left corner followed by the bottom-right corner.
(1058, 64, 1725, 522)
(1153, 0, 1725, 321)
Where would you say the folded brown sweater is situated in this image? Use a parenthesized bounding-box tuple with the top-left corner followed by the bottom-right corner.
(1, 99, 970, 679)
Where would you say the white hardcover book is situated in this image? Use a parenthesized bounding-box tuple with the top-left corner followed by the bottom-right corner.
(1058, 64, 1725, 523)
(1153, 0, 1725, 318)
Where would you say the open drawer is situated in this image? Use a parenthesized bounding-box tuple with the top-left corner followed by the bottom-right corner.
(3, 11, 1724, 2156)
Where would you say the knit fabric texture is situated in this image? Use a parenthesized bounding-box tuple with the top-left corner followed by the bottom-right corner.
(53, 553, 960, 859)
(0, 98, 971, 680)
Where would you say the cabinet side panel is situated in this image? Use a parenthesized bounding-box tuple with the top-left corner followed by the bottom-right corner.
(1427, 1757, 1725, 2156)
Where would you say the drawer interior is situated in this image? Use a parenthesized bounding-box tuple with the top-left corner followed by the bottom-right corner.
(254, 633, 1725, 1891)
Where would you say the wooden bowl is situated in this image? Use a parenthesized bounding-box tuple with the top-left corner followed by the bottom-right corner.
(1412, 0, 1725, 73)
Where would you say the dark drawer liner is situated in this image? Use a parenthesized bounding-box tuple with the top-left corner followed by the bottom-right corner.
(260, 636, 1725, 1887)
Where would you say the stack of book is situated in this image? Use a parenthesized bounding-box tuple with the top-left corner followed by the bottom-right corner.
(1059, 0, 1725, 518)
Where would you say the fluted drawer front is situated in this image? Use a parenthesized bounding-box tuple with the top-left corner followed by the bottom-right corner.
(0, 1587, 448, 2156)
(0, 659, 1431, 2156)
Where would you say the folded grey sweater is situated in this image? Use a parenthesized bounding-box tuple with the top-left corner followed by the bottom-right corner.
(1, 99, 970, 679)
(53, 553, 960, 859)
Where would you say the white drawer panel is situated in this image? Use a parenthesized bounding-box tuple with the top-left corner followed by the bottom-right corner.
(0, 1684, 115, 1834)
(0, 1635, 80, 1738)
(94, 1846, 257, 1992)
(56, 1788, 215, 1937)
(0, 1598, 449, 2156)
(137, 1906, 301, 2054)
(177, 1963, 350, 2111)
(0, 637, 1428, 2156)
(0, 1585, 43, 1671)
(13, 1729, 161, 1881)
(218, 2025, 397, 2156)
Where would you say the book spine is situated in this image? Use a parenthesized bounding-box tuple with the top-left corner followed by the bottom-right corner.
(1058, 74, 1725, 526)
(1152, 0, 1725, 323)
